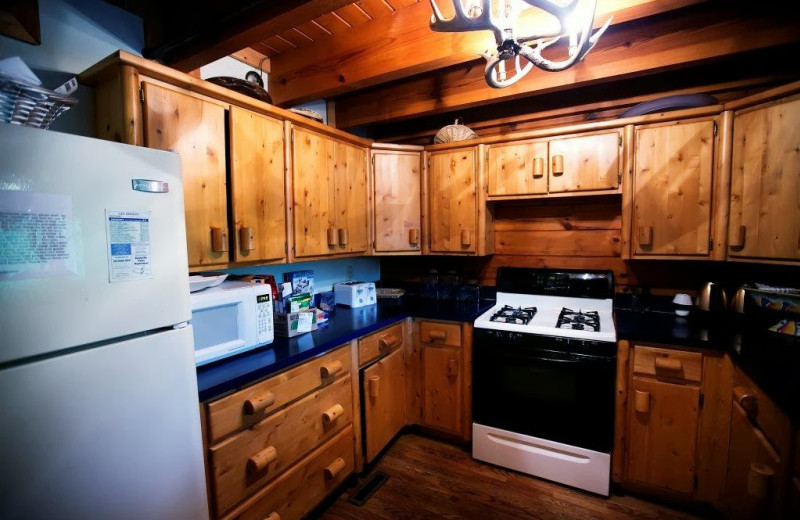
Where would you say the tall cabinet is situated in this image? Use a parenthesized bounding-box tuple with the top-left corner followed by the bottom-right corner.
(370, 144, 423, 254)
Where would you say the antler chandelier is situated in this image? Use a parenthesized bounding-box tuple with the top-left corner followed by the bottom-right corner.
(429, 0, 611, 88)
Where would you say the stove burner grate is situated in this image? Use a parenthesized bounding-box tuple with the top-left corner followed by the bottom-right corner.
(556, 308, 600, 332)
(489, 305, 538, 325)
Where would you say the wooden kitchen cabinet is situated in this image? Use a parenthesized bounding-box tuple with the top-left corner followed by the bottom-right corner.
(630, 118, 716, 258)
(371, 145, 423, 254)
(362, 346, 406, 462)
(228, 106, 287, 263)
(727, 90, 800, 262)
(548, 130, 622, 194)
(291, 125, 368, 259)
(426, 147, 493, 255)
(142, 82, 228, 267)
(486, 139, 548, 197)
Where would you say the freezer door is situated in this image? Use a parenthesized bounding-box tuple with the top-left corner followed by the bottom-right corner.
(0, 325, 208, 520)
(0, 125, 191, 364)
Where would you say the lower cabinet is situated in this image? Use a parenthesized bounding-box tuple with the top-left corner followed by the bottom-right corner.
(362, 346, 406, 462)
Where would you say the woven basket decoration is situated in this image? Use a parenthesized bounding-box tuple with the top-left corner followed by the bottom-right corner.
(433, 118, 478, 144)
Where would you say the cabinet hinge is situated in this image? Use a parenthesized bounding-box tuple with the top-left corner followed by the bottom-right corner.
(693, 474, 699, 490)
(699, 393, 705, 409)
(284, 242, 288, 254)
(371, 155, 375, 167)
(139, 86, 144, 104)
(713, 121, 718, 137)
(708, 238, 714, 252)
(618, 134, 623, 147)
(618, 172, 622, 185)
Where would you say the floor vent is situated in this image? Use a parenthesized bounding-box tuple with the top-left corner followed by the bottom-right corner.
(347, 471, 389, 506)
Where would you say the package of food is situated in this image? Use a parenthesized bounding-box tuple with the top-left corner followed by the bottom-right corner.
(284, 270, 314, 296)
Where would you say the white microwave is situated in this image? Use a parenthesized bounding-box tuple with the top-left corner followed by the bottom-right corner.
(190, 281, 274, 366)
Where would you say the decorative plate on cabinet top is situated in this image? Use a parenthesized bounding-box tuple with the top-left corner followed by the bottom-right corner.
(189, 274, 227, 293)
(206, 76, 272, 104)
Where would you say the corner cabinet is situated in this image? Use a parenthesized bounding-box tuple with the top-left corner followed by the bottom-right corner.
(370, 144, 423, 254)
(290, 126, 369, 259)
(426, 146, 493, 255)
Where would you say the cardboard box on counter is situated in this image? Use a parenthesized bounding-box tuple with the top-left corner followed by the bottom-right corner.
(274, 308, 318, 338)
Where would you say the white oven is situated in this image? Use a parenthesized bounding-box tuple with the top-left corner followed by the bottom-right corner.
(190, 281, 274, 366)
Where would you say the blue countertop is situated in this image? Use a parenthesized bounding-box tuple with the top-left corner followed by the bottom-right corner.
(196, 297, 494, 402)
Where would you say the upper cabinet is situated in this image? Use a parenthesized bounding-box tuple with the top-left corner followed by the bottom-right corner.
(630, 118, 716, 258)
(486, 129, 621, 200)
(728, 93, 800, 263)
(371, 145, 423, 255)
(426, 146, 493, 256)
(291, 126, 368, 259)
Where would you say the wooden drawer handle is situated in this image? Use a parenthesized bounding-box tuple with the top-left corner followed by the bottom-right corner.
(532, 157, 544, 178)
(638, 226, 653, 247)
(654, 356, 683, 373)
(324, 457, 347, 480)
(239, 226, 254, 252)
(428, 330, 447, 341)
(244, 391, 276, 415)
(634, 390, 650, 413)
(733, 386, 759, 418)
(461, 229, 471, 247)
(447, 358, 458, 378)
(211, 227, 229, 252)
(378, 334, 401, 351)
(263, 512, 281, 520)
(408, 228, 420, 246)
(551, 155, 564, 176)
(322, 403, 345, 425)
(747, 463, 775, 499)
(247, 445, 278, 473)
(338, 228, 349, 246)
(369, 375, 380, 398)
(327, 228, 338, 247)
(729, 225, 746, 251)
(320, 360, 343, 379)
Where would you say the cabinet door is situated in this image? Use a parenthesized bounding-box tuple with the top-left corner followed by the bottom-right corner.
(292, 127, 336, 258)
(729, 97, 800, 260)
(334, 140, 368, 254)
(487, 140, 548, 197)
(725, 402, 782, 520)
(428, 149, 477, 253)
(548, 131, 621, 193)
(421, 344, 462, 435)
(372, 150, 422, 252)
(632, 120, 715, 256)
(229, 106, 286, 263)
(362, 347, 406, 462)
(142, 82, 227, 267)
(626, 376, 700, 494)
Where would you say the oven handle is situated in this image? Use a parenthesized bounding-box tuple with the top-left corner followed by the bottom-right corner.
(500, 349, 615, 365)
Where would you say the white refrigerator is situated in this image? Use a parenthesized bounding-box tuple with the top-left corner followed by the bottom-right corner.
(0, 125, 209, 520)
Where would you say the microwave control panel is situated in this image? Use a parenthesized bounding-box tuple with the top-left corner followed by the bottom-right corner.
(256, 291, 274, 344)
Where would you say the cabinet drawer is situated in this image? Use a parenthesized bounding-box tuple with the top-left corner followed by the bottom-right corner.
(206, 345, 350, 443)
(222, 425, 355, 520)
(210, 375, 352, 516)
(633, 345, 702, 383)
(358, 322, 404, 366)
(420, 321, 461, 347)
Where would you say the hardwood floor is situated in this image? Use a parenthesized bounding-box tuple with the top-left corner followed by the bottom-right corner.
(315, 433, 716, 520)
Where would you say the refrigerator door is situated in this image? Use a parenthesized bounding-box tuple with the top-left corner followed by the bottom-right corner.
(0, 125, 191, 364)
(0, 325, 208, 520)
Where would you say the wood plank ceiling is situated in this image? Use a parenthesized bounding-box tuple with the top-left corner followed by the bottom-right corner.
(129, 0, 800, 141)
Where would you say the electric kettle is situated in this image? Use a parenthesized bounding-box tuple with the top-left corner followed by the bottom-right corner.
(697, 282, 727, 312)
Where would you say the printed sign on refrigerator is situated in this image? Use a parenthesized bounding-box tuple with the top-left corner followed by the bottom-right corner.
(106, 211, 152, 282)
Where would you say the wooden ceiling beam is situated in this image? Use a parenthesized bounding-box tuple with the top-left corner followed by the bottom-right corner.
(268, 0, 709, 106)
(230, 48, 271, 74)
(333, 8, 800, 128)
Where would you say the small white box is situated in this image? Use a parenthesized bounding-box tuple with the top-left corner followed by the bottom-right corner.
(334, 281, 376, 308)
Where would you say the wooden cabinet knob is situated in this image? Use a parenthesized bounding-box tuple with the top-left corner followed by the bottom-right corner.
(733, 386, 759, 418)
(211, 227, 229, 252)
(378, 334, 400, 352)
(447, 358, 458, 378)
(320, 360, 343, 379)
(532, 157, 544, 178)
(634, 390, 650, 413)
(461, 229, 471, 247)
(638, 226, 653, 247)
(747, 463, 775, 499)
(244, 391, 276, 415)
(408, 228, 420, 246)
(324, 457, 346, 480)
(368, 375, 380, 398)
(247, 445, 278, 473)
(263, 512, 281, 520)
(654, 356, 682, 374)
(338, 228, 349, 246)
(327, 228, 338, 247)
(322, 403, 345, 425)
(730, 225, 747, 251)
(239, 226, 254, 252)
(551, 155, 564, 176)
(428, 330, 447, 341)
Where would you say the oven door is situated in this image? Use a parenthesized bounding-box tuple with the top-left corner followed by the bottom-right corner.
(472, 329, 616, 453)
